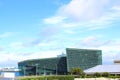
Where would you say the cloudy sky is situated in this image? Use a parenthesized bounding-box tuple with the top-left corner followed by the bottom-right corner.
(0, 0, 120, 67)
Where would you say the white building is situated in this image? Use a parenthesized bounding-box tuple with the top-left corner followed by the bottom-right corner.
(0, 67, 20, 80)
(84, 65, 120, 75)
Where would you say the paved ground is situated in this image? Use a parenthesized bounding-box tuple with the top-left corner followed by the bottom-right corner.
(75, 78, 120, 80)
(0, 78, 14, 80)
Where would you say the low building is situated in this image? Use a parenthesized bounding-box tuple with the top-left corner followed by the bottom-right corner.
(84, 65, 120, 75)
(114, 60, 120, 65)
(0, 67, 20, 80)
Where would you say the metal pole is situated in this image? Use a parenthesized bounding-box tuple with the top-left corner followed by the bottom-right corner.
(36, 64, 38, 76)
(56, 64, 57, 75)
(44, 66, 45, 76)
(24, 67, 26, 76)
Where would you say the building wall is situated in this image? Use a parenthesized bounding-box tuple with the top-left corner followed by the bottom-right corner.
(18, 48, 102, 76)
(66, 48, 102, 72)
(114, 60, 120, 65)
(18, 57, 67, 76)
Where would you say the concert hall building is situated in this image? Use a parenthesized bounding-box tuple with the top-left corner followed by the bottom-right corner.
(18, 48, 102, 76)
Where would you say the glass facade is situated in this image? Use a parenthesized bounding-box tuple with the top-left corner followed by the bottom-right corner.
(18, 57, 67, 76)
(66, 48, 102, 72)
(18, 48, 102, 76)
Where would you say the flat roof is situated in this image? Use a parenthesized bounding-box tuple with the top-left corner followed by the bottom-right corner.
(66, 48, 101, 51)
(84, 65, 120, 74)
(114, 60, 120, 63)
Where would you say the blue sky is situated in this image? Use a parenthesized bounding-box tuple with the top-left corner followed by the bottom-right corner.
(0, 0, 120, 67)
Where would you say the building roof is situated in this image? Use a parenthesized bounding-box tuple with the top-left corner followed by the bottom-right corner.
(18, 56, 66, 63)
(114, 60, 120, 64)
(0, 67, 20, 72)
(84, 65, 120, 74)
(66, 48, 101, 51)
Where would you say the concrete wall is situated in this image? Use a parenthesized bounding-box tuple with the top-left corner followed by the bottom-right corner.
(75, 78, 120, 80)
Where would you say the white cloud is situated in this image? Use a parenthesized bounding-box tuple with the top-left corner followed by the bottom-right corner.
(42, 0, 120, 32)
(82, 36, 97, 43)
(43, 16, 67, 24)
(0, 51, 33, 67)
(57, 0, 110, 21)
(81, 36, 120, 51)
(0, 32, 13, 38)
(78, 36, 120, 64)
(1, 0, 120, 67)
(102, 52, 119, 64)
(0, 36, 120, 66)
(112, 6, 120, 11)
(10, 42, 24, 50)
(0, 52, 19, 63)
(25, 50, 62, 60)
(64, 29, 75, 34)
(0, 47, 4, 51)
(13, 50, 62, 62)
(16, 0, 120, 66)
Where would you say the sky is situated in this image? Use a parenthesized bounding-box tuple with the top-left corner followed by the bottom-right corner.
(0, 0, 120, 67)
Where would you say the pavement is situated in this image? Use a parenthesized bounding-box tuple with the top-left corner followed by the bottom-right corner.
(0, 78, 14, 80)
